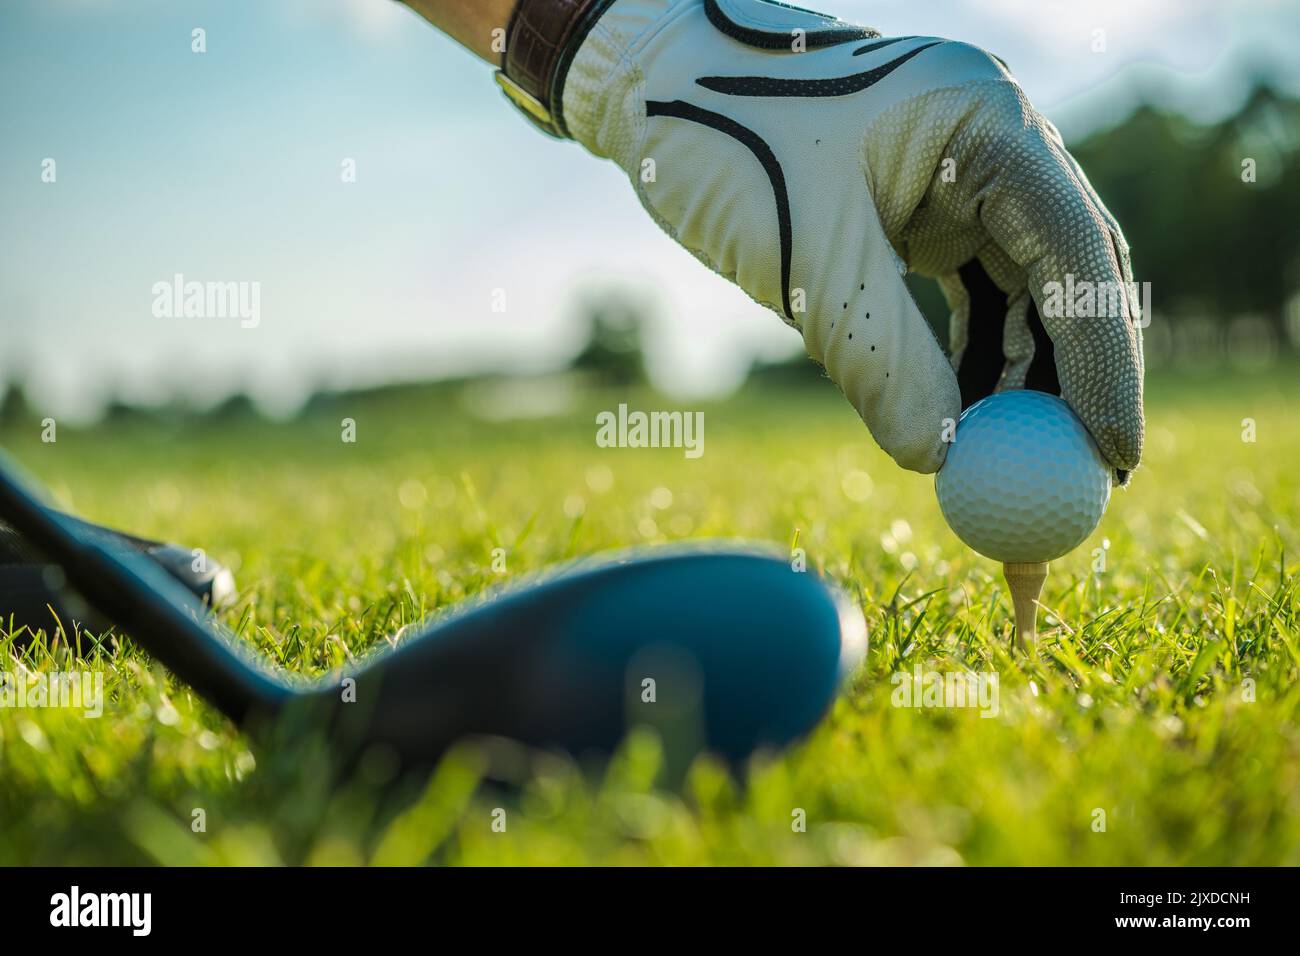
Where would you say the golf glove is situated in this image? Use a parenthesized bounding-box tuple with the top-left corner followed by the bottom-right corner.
(502, 0, 1144, 478)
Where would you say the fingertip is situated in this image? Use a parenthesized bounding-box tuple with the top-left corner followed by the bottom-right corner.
(1089, 421, 1142, 479)
(887, 432, 951, 475)
(875, 374, 960, 476)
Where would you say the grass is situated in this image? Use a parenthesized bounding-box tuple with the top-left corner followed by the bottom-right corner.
(1, 362, 1298, 865)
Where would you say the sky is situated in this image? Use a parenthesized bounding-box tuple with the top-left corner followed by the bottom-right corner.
(2, 0, 1298, 420)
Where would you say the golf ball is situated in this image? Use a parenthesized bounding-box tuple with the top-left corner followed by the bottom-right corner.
(935, 390, 1111, 563)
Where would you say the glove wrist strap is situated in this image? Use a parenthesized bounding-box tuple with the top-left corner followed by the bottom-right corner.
(496, 0, 617, 139)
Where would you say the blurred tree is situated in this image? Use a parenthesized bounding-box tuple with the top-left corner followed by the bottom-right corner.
(569, 289, 652, 386)
(1071, 84, 1300, 351)
(0, 382, 33, 427)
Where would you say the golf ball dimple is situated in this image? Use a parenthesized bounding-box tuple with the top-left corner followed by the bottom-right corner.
(935, 390, 1112, 563)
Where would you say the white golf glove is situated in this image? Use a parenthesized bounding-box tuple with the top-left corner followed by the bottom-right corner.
(516, 0, 1145, 477)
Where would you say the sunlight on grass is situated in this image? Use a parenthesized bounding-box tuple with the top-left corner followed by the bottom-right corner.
(1, 365, 1297, 864)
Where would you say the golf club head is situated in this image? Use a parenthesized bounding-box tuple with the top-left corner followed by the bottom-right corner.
(0, 453, 867, 778)
(316, 546, 868, 775)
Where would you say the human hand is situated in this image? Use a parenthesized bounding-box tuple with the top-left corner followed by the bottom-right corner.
(506, 0, 1144, 476)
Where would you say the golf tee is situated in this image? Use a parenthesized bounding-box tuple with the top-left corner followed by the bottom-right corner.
(1003, 562, 1048, 648)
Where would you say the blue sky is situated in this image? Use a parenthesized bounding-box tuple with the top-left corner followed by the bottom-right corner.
(2, 0, 1297, 419)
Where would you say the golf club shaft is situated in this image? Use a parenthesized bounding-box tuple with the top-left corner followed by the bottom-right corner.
(0, 452, 292, 723)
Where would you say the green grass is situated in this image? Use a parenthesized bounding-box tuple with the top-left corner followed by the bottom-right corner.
(2, 363, 1298, 865)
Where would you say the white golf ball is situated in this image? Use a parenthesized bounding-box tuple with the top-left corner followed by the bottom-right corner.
(935, 390, 1111, 563)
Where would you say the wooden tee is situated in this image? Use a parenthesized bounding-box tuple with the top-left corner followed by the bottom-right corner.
(1003, 561, 1048, 648)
